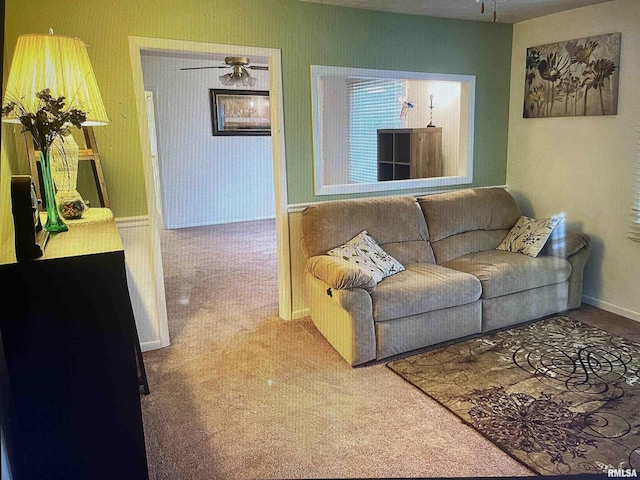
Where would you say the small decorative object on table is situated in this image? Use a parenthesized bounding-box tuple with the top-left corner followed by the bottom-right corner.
(10, 175, 49, 261)
(398, 96, 415, 120)
(426, 94, 436, 127)
(51, 132, 87, 219)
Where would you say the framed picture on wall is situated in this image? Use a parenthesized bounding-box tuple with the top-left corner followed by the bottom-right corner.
(210, 89, 271, 136)
(523, 32, 621, 118)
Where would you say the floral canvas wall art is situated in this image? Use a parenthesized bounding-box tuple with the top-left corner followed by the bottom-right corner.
(523, 32, 621, 118)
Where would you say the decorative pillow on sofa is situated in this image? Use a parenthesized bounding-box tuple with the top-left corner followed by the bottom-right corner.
(496, 215, 561, 257)
(327, 230, 405, 283)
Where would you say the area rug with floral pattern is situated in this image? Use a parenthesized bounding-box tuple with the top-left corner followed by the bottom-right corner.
(387, 315, 640, 476)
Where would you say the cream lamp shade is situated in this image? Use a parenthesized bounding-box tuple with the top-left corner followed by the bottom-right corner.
(2, 33, 108, 125)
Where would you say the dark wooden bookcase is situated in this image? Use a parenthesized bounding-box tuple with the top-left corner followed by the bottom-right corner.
(377, 127, 442, 181)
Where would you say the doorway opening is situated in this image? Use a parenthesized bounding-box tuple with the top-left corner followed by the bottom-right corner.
(128, 37, 292, 349)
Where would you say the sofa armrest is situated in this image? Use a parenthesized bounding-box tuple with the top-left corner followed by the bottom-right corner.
(305, 273, 376, 365)
(306, 255, 377, 293)
(542, 231, 591, 309)
(543, 231, 591, 259)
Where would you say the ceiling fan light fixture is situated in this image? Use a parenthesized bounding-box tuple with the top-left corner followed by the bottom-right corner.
(218, 65, 257, 87)
(243, 73, 258, 87)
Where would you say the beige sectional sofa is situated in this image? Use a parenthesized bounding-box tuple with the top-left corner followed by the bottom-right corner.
(300, 188, 590, 366)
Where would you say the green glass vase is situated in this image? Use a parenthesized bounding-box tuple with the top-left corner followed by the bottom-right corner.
(40, 149, 68, 233)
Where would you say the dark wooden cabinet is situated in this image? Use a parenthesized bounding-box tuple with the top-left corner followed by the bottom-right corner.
(377, 127, 442, 181)
(0, 212, 149, 480)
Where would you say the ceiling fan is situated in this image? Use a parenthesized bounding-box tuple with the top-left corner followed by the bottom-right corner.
(180, 56, 268, 87)
(475, 0, 509, 22)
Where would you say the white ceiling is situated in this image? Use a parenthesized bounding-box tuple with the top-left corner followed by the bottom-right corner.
(296, 0, 613, 24)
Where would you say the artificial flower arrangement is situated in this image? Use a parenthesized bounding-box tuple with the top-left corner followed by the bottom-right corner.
(2, 89, 86, 149)
(2, 89, 87, 231)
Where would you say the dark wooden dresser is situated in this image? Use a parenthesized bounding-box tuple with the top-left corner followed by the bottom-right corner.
(0, 210, 149, 480)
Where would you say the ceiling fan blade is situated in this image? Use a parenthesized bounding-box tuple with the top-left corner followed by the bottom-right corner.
(179, 66, 229, 70)
(247, 65, 268, 71)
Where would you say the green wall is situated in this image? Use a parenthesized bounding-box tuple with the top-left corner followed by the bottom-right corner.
(3, 0, 512, 218)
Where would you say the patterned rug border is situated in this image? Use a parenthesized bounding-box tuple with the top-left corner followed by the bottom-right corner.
(386, 315, 640, 477)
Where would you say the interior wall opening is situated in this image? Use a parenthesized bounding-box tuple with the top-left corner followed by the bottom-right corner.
(129, 37, 291, 353)
(139, 48, 278, 340)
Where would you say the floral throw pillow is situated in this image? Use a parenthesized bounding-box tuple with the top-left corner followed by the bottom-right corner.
(496, 216, 561, 257)
(327, 230, 405, 283)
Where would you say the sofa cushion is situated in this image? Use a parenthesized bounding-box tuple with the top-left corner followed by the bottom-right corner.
(418, 188, 521, 242)
(371, 263, 482, 322)
(496, 215, 561, 257)
(418, 188, 522, 264)
(301, 196, 436, 265)
(430, 229, 511, 265)
(327, 230, 405, 283)
(443, 250, 571, 299)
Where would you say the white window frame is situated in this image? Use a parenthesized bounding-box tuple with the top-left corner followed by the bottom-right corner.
(311, 65, 475, 196)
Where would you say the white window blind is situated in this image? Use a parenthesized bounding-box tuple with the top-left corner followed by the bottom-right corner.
(347, 79, 403, 183)
(630, 116, 640, 241)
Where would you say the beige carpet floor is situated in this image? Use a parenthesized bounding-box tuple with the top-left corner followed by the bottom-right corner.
(141, 219, 639, 479)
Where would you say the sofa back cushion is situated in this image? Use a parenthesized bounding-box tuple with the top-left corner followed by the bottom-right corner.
(301, 196, 435, 265)
(417, 188, 522, 264)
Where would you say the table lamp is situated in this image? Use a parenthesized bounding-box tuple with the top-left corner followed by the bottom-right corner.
(2, 31, 108, 230)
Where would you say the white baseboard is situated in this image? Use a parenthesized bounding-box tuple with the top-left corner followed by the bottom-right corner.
(141, 339, 164, 352)
(582, 295, 640, 323)
(115, 216, 150, 229)
(291, 308, 310, 320)
(165, 215, 276, 230)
